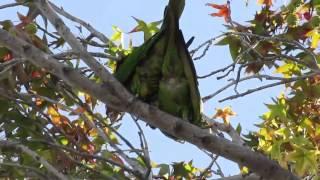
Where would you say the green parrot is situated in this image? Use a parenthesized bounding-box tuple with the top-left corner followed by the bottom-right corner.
(113, 0, 203, 130)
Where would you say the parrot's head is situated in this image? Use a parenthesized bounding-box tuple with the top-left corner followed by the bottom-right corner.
(167, 0, 185, 19)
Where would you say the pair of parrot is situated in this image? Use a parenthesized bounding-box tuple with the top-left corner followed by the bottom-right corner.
(114, 0, 204, 130)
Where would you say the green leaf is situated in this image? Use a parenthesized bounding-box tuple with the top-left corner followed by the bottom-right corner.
(32, 86, 57, 100)
(291, 136, 313, 148)
(270, 140, 283, 160)
(286, 13, 298, 27)
(136, 156, 147, 168)
(24, 23, 37, 34)
(0, 99, 9, 112)
(229, 41, 241, 61)
(274, 127, 290, 139)
(131, 17, 161, 41)
(59, 136, 69, 145)
(172, 161, 196, 178)
(266, 103, 287, 120)
(313, 0, 320, 6)
(0, 47, 10, 59)
(111, 26, 123, 42)
(158, 164, 170, 176)
(215, 36, 230, 46)
(287, 147, 317, 176)
(310, 16, 320, 28)
(236, 123, 242, 134)
(275, 63, 300, 78)
(102, 150, 112, 159)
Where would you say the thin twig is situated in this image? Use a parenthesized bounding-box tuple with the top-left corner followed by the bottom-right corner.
(219, 73, 314, 102)
(198, 63, 234, 79)
(0, 2, 23, 10)
(190, 34, 226, 58)
(79, 38, 109, 48)
(33, 140, 138, 176)
(36, 24, 59, 39)
(228, 31, 320, 71)
(131, 116, 152, 180)
(53, 51, 121, 61)
(199, 155, 219, 179)
(48, 2, 115, 46)
(202, 72, 318, 102)
(0, 141, 68, 180)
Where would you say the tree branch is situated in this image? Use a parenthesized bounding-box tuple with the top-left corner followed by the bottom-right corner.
(0, 19, 298, 180)
(0, 2, 23, 10)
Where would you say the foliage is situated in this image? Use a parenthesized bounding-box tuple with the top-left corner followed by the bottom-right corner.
(211, 0, 320, 178)
(0, 0, 319, 179)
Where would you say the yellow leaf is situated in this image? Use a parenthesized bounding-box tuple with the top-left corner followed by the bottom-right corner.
(306, 30, 320, 48)
(85, 94, 92, 104)
(47, 106, 60, 116)
(240, 166, 249, 175)
(88, 128, 98, 137)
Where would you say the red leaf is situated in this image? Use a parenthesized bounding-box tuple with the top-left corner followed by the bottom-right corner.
(264, 0, 273, 6)
(206, 3, 231, 22)
(303, 12, 312, 21)
(16, 12, 33, 29)
(31, 71, 42, 79)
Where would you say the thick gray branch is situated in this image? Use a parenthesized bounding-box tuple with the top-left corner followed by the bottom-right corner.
(0, 23, 298, 180)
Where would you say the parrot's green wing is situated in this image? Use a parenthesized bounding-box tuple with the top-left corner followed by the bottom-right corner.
(177, 30, 202, 125)
(158, 0, 202, 125)
(114, 31, 164, 83)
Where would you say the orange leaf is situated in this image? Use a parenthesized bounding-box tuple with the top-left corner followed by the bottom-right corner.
(213, 107, 236, 125)
(35, 98, 43, 106)
(257, 0, 273, 6)
(51, 116, 62, 125)
(86, 143, 95, 154)
(206, 2, 231, 22)
(52, 115, 71, 127)
(3, 53, 13, 62)
(60, 115, 70, 125)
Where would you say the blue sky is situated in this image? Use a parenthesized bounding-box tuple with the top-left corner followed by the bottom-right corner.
(0, 0, 287, 177)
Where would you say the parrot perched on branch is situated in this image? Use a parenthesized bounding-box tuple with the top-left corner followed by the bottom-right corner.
(113, 0, 204, 130)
